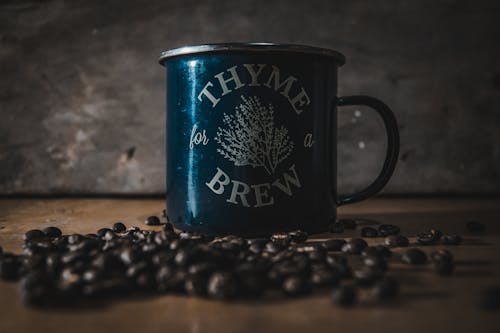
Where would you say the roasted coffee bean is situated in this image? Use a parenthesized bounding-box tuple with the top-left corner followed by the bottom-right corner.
(361, 227, 378, 238)
(430, 249, 453, 263)
(417, 228, 441, 245)
(175, 247, 206, 266)
(361, 245, 392, 259)
(363, 255, 388, 271)
(372, 277, 399, 300)
(112, 222, 126, 233)
(326, 254, 348, 268)
(68, 238, 101, 253)
(19, 273, 51, 306)
(378, 224, 400, 237)
(321, 239, 347, 252)
(479, 286, 500, 310)
(329, 220, 345, 233)
(264, 241, 282, 254)
(331, 285, 357, 306)
(442, 234, 462, 245)
(96, 228, 112, 238)
(45, 254, 62, 276)
(432, 259, 454, 275)
(58, 267, 84, 294)
(185, 275, 208, 296)
(207, 272, 238, 299)
(156, 265, 185, 292)
(288, 230, 308, 243)
(354, 267, 383, 287)
(310, 267, 340, 286)
(270, 233, 291, 247)
(145, 216, 161, 226)
(42, 226, 62, 238)
(136, 271, 156, 290)
(119, 248, 141, 266)
(61, 250, 89, 265)
(24, 230, 45, 242)
(126, 261, 151, 278)
(282, 275, 310, 296)
(385, 235, 409, 247)
(23, 240, 55, 256)
(248, 243, 264, 254)
(338, 218, 357, 230)
(341, 238, 368, 255)
(401, 248, 427, 265)
(67, 234, 84, 245)
(0, 255, 21, 280)
(307, 248, 327, 262)
(82, 269, 101, 283)
(466, 221, 485, 232)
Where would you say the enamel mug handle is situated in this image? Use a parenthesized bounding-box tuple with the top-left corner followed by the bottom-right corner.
(336, 95, 400, 206)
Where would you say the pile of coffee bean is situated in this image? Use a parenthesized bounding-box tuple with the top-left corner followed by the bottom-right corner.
(0, 216, 489, 308)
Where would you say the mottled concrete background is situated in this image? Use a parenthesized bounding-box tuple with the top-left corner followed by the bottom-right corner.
(1, 0, 499, 195)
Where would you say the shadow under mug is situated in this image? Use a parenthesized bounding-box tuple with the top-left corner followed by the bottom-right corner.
(159, 43, 399, 236)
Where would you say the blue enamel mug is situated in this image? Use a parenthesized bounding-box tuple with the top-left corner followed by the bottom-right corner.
(159, 43, 399, 236)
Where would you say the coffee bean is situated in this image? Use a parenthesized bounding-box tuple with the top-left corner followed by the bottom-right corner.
(361, 227, 378, 238)
(24, 230, 45, 242)
(430, 249, 453, 263)
(363, 256, 388, 271)
(331, 285, 357, 306)
(479, 286, 500, 310)
(145, 216, 161, 226)
(466, 221, 485, 232)
(341, 238, 368, 255)
(42, 226, 62, 238)
(417, 229, 442, 245)
(270, 232, 291, 247)
(0, 255, 21, 280)
(442, 234, 462, 245)
(112, 222, 126, 233)
(321, 239, 347, 252)
(326, 255, 352, 279)
(282, 275, 310, 296)
(67, 234, 84, 245)
(338, 219, 357, 230)
(185, 275, 208, 296)
(372, 277, 399, 300)
(378, 224, 400, 237)
(96, 228, 112, 238)
(207, 272, 238, 299)
(432, 260, 454, 275)
(19, 273, 51, 306)
(329, 220, 344, 233)
(354, 267, 383, 287)
(401, 248, 427, 265)
(385, 235, 409, 247)
(156, 265, 185, 292)
(310, 267, 340, 286)
(307, 247, 327, 262)
(361, 245, 392, 259)
(288, 230, 308, 243)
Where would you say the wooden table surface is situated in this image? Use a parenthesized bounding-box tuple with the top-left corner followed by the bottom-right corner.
(0, 198, 499, 333)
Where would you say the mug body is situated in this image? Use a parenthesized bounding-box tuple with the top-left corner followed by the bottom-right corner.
(160, 44, 345, 236)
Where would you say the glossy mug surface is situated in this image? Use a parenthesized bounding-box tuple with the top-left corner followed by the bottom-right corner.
(159, 43, 399, 236)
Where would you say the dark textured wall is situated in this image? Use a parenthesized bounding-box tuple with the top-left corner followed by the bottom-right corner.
(1, 0, 499, 195)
